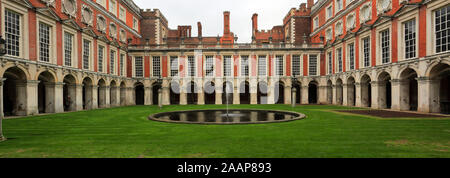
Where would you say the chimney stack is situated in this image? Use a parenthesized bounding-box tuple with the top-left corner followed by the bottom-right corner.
(197, 22, 202, 38)
(307, 0, 314, 9)
(223, 11, 230, 35)
(252, 13, 258, 33)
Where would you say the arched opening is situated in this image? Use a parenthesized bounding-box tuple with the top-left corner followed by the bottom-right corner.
(292, 82, 301, 104)
(378, 72, 392, 109)
(257, 82, 268, 104)
(360, 75, 372, 108)
(2, 67, 27, 116)
(222, 82, 233, 105)
(82, 77, 93, 110)
(327, 80, 333, 104)
(98, 79, 107, 108)
(400, 68, 418, 111)
(347, 77, 356, 106)
(170, 81, 180, 105)
(308, 81, 318, 104)
(204, 81, 216, 105)
(239, 81, 250, 104)
(429, 63, 450, 114)
(120, 82, 126, 106)
(63, 74, 77, 112)
(275, 82, 285, 104)
(110, 80, 118, 107)
(187, 81, 198, 105)
(135, 82, 144, 105)
(37, 71, 56, 113)
(152, 83, 162, 105)
(336, 79, 343, 105)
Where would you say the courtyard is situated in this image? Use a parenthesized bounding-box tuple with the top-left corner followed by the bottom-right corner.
(0, 104, 449, 158)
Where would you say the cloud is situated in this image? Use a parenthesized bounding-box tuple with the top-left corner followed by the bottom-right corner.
(134, 0, 307, 43)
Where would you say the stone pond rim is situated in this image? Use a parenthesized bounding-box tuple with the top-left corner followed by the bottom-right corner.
(148, 109, 307, 125)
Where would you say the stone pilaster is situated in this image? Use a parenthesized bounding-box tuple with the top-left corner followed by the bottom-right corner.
(301, 85, 309, 104)
(144, 86, 153, 105)
(355, 82, 362, 107)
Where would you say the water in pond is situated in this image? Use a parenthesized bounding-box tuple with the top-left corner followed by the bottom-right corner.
(149, 109, 304, 124)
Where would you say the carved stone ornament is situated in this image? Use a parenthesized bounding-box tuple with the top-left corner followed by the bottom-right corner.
(62, 0, 77, 18)
(81, 5, 93, 26)
(41, 0, 55, 7)
(359, 2, 372, 24)
(110, 23, 117, 38)
(346, 12, 356, 31)
(335, 20, 343, 37)
(97, 15, 106, 33)
(377, 0, 392, 15)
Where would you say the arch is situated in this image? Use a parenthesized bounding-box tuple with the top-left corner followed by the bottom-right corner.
(63, 74, 77, 111)
(82, 77, 93, 110)
(204, 81, 216, 105)
(257, 81, 268, 104)
(336, 78, 344, 105)
(109, 80, 119, 107)
(275, 81, 285, 104)
(222, 81, 233, 105)
(152, 82, 162, 105)
(360, 74, 372, 107)
(308, 81, 318, 104)
(427, 63, 450, 114)
(239, 81, 250, 104)
(97, 79, 107, 108)
(2, 66, 28, 116)
(170, 81, 180, 105)
(1, 64, 30, 80)
(37, 71, 57, 113)
(120, 81, 126, 106)
(35, 69, 57, 82)
(399, 68, 418, 111)
(346, 76, 356, 106)
(327, 80, 333, 104)
(292, 81, 302, 104)
(134, 82, 144, 105)
(425, 60, 450, 77)
(378, 71, 392, 109)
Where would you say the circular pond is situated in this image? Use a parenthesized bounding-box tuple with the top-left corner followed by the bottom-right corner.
(148, 109, 306, 125)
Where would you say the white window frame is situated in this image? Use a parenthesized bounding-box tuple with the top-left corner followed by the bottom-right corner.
(119, 52, 125, 76)
(347, 41, 355, 71)
(36, 15, 57, 64)
(326, 4, 333, 20)
(292, 54, 302, 76)
(110, 48, 117, 75)
(258, 55, 267, 76)
(62, 25, 78, 68)
(152, 56, 161, 77)
(119, 5, 126, 22)
(359, 33, 371, 69)
(275, 55, 284, 76)
(109, 0, 117, 16)
(308, 54, 318, 76)
(97, 44, 105, 73)
(134, 56, 143, 78)
(427, 1, 450, 55)
(376, 23, 391, 66)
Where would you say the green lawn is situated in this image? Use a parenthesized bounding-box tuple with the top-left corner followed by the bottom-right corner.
(0, 104, 449, 158)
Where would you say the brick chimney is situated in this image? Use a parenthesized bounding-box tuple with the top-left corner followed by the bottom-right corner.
(223, 11, 230, 35)
(307, 0, 314, 9)
(252, 13, 258, 33)
(197, 22, 202, 38)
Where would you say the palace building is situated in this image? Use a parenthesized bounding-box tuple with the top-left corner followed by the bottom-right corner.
(0, 0, 449, 117)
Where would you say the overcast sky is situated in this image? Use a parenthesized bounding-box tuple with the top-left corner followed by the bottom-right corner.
(134, 0, 308, 43)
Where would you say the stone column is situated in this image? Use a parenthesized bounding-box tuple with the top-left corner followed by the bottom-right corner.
(250, 79, 257, 104)
(120, 87, 126, 106)
(52, 82, 64, 113)
(162, 79, 170, 105)
(301, 85, 309, 104)
(343, 84, 349, 106)
(0, 79, 5, 140)
(284, 85, 292, 104)
(318, 86, 327, 104)
(291, 87, 297, 107)
(355, 82, 362, 107)
(105, 86, 110, 108)
(332, 85, 337, 105)
(233, 85, 240, 105)
(126, 87, 134, 106)
(390, 79, 402, 111)
(417, 77, 437, 113)
(92, 85, 99, 109)
(180, 81, 187, 105)
(98, 86, 107, 108)
(74, 84, 83, 111)
(198, 80, 205, 105)
(110, 86, 118, 107)
(144, 86, 152, 105)
(267, 84, 275, 104)
(215, 85, 223, 105)
(17, 80, 39, 115)
(371, 81, 381, 109)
